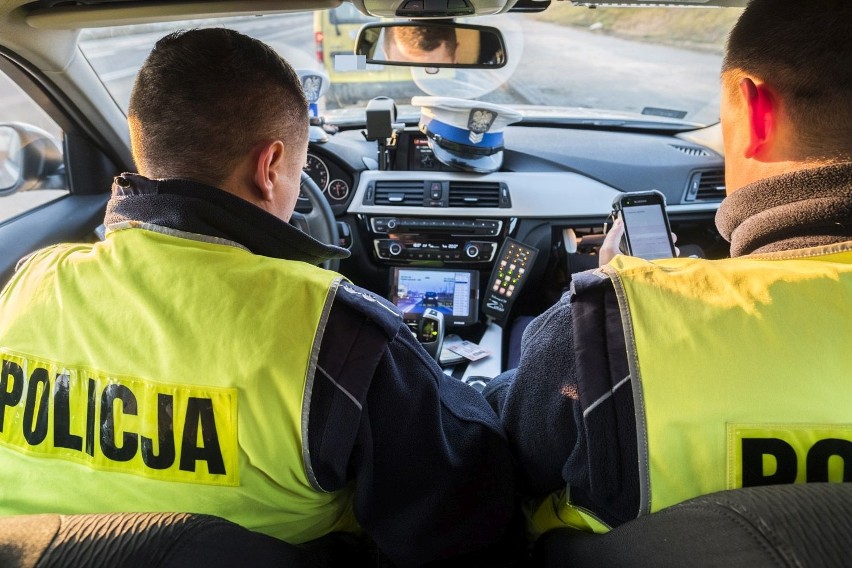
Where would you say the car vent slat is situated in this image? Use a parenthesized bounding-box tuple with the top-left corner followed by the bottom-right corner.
(685, 169, 726, 202)
(374, 180, 425, 206)
(448, 182, 501, 208)
(670, 144, 711, 157)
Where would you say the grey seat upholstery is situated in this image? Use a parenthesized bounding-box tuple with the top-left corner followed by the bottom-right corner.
(532, 483, 852, 568)
(0, 511, 360, 568)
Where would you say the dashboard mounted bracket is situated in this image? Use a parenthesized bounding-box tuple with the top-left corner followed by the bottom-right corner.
(364, 97, 403, 171)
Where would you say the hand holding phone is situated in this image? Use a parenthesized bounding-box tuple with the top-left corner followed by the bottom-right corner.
(604, 190, 677, 263)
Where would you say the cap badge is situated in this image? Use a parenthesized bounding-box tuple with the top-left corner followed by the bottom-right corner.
(301, 75, 323, 102)
(468, 109, 496, 144)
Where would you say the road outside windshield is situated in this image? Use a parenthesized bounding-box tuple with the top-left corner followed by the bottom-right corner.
(79, 7, 740, 127)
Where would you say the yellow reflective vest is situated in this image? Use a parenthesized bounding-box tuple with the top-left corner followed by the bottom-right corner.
(0, 226, 357, 543)
(531, 242, 852, 534)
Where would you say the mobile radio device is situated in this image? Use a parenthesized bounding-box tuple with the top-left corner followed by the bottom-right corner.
(612, 190, 676, 260)
(481, 238, 538, 325)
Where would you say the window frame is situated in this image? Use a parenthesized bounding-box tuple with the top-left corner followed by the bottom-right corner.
(0, 47, 125, 284)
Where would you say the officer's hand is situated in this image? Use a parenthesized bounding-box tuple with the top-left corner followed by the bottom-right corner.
(598, 216, 679, 267)
(598, 216, 625, 267)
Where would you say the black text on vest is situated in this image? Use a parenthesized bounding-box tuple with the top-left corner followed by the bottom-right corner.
(741, 437, 852, 486)
(1, 359, 226, 476)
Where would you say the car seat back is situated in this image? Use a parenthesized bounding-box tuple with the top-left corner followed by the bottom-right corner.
(0, 511, 332, 568)
(532, 483, 852, 568)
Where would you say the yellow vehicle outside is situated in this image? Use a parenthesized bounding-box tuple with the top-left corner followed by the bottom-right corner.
(313, 5, 411, 86)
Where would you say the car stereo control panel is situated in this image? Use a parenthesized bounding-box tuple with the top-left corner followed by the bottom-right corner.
(368, 216, 507, 264)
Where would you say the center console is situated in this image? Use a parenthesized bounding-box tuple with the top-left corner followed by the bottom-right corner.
(368, 212, 509, 379)
(370, 216, 503, 263)
(386, 265, 503, 380)
(351, 114, 523, 378)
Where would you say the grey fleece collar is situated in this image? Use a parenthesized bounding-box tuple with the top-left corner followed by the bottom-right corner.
(715, 162, 852, 257)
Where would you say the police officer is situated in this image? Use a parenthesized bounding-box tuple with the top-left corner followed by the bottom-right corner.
(485, 0, 852, 536)
(0, 28, 516, 566)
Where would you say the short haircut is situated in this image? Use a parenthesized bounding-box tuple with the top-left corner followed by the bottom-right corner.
(722, 0, 852, 161)
(129, 28, 308, 186)
(384, 25, 457, 57)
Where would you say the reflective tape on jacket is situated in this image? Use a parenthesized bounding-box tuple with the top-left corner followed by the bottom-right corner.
(0, 226, 357, 543)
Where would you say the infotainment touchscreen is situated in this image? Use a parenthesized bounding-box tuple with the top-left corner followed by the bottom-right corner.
(389, 268, 479, 327)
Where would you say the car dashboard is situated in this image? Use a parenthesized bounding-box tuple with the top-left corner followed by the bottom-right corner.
(297, 119, 729, 378)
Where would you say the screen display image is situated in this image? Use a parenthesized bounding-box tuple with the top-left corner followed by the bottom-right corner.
(393, 269, 472, 319)
(621, 204, 674, 260)
(411, 135, 441, 170)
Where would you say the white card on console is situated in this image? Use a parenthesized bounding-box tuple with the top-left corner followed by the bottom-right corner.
(447, 340, 491, 362)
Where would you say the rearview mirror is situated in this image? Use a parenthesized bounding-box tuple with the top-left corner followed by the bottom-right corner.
(355, 22, 507, 69)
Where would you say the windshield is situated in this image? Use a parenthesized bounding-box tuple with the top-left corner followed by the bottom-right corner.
(79, 6, 741, 128)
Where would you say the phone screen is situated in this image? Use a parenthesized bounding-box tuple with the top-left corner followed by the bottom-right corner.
(621, 203, 674, 260)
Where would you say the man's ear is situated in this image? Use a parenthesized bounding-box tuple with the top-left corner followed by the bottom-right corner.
(253, 140, 286, 202)
(740, 78, 776, 159)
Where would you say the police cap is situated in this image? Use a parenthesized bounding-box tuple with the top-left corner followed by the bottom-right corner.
(411, 96, 522, 174)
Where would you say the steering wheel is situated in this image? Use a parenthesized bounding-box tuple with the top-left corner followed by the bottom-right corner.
(291, 171, 340, 272)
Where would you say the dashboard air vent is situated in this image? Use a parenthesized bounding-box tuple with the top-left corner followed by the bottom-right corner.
(448, 181, 502, 208)
(670, 144, 711, 158)
(374, 180, 425, 206)
(684, 170, 726, 202)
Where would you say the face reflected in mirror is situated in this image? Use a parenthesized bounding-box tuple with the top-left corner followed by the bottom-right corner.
(357, 23, 506, 69)
(384, 25, 458, 65)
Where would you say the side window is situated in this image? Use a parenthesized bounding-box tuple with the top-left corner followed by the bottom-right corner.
(0, 69, 68, 224)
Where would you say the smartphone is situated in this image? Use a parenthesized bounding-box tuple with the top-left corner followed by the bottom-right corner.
(612, 190, 676, 260)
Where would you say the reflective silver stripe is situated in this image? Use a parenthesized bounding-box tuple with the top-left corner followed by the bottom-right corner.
(583, 374, 631, 418)
(747, 240, 852, 260)
(338, 282, 401, 317)
(316, 365, 363, 412)
(302, 277, 343, 493)
(106, 221, 250, 252)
